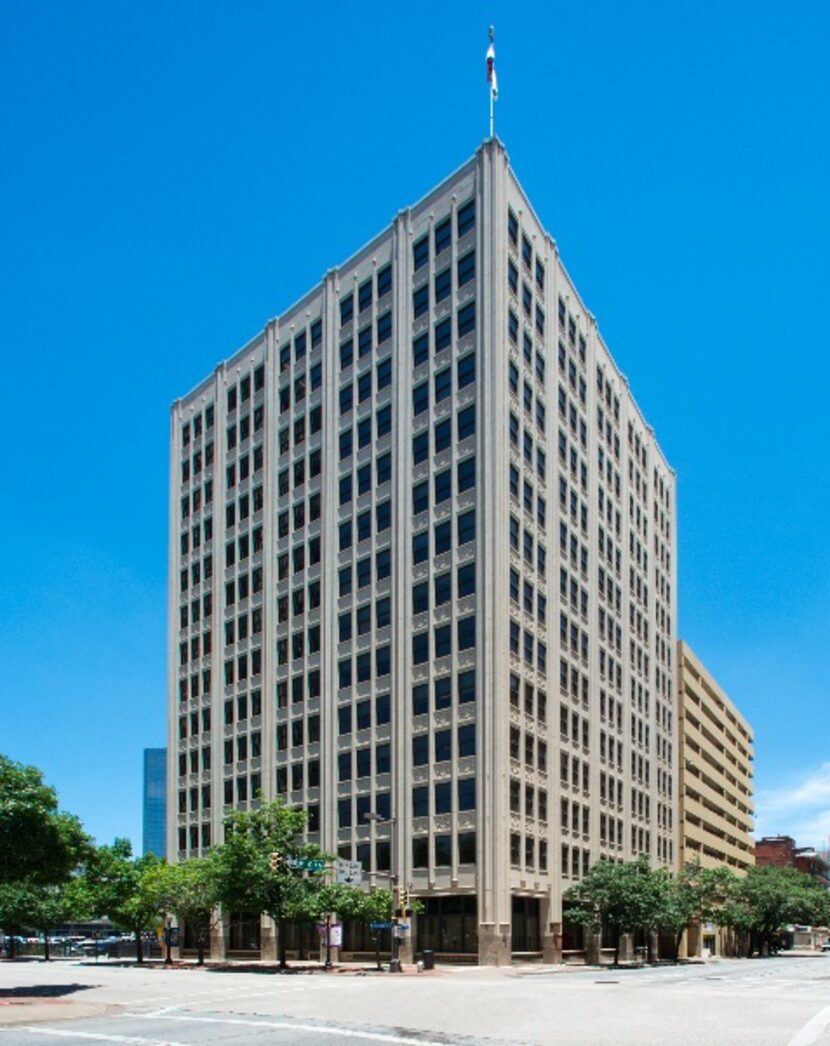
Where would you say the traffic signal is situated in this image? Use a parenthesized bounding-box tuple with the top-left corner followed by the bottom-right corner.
(393, 886, 403, 918)
(269, 851, 282, 872)
(402, 889, 413, 918)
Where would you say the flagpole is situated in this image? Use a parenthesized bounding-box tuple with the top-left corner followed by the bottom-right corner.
(490, 87, 494, 139)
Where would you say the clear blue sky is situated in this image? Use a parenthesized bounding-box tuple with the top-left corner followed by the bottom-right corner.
(1, 1, 828, 852)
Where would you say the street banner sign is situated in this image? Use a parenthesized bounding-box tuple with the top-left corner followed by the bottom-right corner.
(335, 858, 363, 885)
(369, 921, 393, 930)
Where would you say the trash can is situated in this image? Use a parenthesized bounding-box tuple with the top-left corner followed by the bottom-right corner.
(421, 949, 434, 971)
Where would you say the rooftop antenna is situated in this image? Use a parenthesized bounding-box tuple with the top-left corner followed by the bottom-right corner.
(486, 26, 498, 138)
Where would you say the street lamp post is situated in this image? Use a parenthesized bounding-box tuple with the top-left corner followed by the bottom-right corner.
(364, 810, 401, 973)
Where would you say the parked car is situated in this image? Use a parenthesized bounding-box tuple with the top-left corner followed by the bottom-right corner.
(74, 936, 124, 956)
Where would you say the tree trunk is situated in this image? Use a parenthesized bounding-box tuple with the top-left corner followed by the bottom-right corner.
(134, 928, 144, 964)
(197, 940, 205, 965)
(674, 930, 683, 962)
(613, 930, 620, 967)
(43, 933, 50, 962)
(278, 919, 287, 969)
(646, 932, 654, 965)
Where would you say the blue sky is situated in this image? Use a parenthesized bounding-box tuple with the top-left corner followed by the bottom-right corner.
(1, 1, 828, 852)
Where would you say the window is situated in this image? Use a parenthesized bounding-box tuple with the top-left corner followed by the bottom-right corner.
(377, 263, 392, 298)
(457, 302, 476, 338)
(457, 199, 475, 237)
(413, 529, 429, 563)
(412, 631, 429, 665)
(435, 781, 452, 814)
(434, 571, 451, 606)
(457, 353, 476, 388)
(413, 381, 429, 416)
(377, 356, 392, 389)
(377, 312, 392, 346)
(457, 614, 476, 651)
(413, 430, 429, 464)
(435, 366, 452, 402)
(435, 728, 452, 762)
(413, 235, 429, 271)
(340, 339, 354, 370)
(412, 786, 429, 818)
(434, 520, 451, 555)
(458, 669, 475, 704)
(457, 250, 475, 287)
(358, 370, 373, 403)
(508, 209, 518, 245)
(435, 317, 452, 353)
(341, 294, 354, 325)
(457, 562, 475, 597)
(413, 480, 429, 514)
(457, 509, 476, 546)
(457, 456, 476, 493)
(434, 418, 452, 453)
(435, 468, 452, 504)
(358, 278, 373, 313)
(458, 723, 476, 757)
(435, 267, 452, 303)
(434, 624, 452, 658)
(435, 216, 451, 255)
(413, 733, 429, 766)
(377, 405, 391, 438)
(413, 332, 429, 367)
(413, 683, 429, 716)
(413, 284, 429, 318)
(458, 404, 476, 441)
(413, 581, 429, 615)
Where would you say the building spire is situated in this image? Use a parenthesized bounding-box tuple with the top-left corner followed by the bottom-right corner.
(486, 26, 498, 138)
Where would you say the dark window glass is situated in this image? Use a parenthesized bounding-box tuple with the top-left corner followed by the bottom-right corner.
(457, 352, 476, 389)
(340, 294, 354, 325)
(413, 333, 429, 367)
(413, 235, 429, 271)
(413, 430, 429, 464)
(457, 250, 475, 287)
(435, 317, 452, 353)
(458, 302, 475, 338)
(434, 217, 451, 255)
(377, 264, 392, 298)
(413, 284, 429, 318)
(457, 199, 475, 237)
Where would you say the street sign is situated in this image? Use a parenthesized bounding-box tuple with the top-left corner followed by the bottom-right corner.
(335, 858, 363, 886)
(287, 857, 327, 872)
(369, 921, 393, 930)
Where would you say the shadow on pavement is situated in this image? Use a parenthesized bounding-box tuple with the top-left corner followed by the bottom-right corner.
(0, 984, 96, 999)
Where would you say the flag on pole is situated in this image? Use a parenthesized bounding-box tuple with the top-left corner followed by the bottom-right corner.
(486, 27, 498, 100)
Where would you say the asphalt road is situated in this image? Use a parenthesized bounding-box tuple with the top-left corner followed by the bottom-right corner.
(1, 954, 829, 1046)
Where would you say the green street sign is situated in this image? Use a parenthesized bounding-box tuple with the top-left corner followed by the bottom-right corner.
(287, 857, 327, 872)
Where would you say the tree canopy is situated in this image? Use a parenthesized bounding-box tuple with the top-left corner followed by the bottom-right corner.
(0, 755, 89, 884)
(78, 839, 162, 963)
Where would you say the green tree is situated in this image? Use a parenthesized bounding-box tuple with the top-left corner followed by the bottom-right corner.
(564, 857, 660, 965)
(212, 800, 336, 968)
(0, 880, 88, 960)
(720, 864, 829, 956)
(0, 755, 89, 885)
(657, 863, 738, 961)
(141, 858, 220, 964)
(79, 839, 162, 964)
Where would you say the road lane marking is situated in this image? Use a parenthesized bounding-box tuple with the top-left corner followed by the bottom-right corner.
(786, 1001, 830, 1046)
(138, 1013, 452, 1044)
(0, 1030, 189, 1046)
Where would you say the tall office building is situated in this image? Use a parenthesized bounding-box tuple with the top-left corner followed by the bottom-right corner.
(143, 747, 167, 858)
(168, 139, 677, 964)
